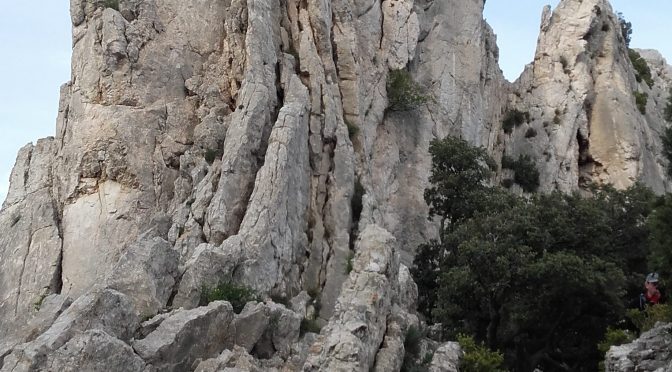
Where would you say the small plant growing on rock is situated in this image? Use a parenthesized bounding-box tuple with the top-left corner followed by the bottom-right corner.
(664, 88, 672, 122)
(401, 326, 430, 372)
(344, 251, 355, 275)
(628, 49, 654, 88)
(502, 109, 529, 134)
(200, 282, 259, 313)
(633, 91, 648, 114)
(661, 126, 672, 177)
(102, 0, 120, 11)
(386, 69, 429, 111)
(626, 304, 672, 334)
(525, 128, 538, 138)
(457, 334, 506, 372)
(345, 119, 359, 140)
(299, 318, 322, 336)
(204, 148, 222, 164)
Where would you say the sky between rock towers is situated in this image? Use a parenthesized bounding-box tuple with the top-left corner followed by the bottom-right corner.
(0, 1, 670, 204)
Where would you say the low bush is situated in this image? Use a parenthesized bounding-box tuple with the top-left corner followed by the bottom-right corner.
(513, 154, 540, 192)
(457, 334, 506, 372)
(300, 318, 323, 335)
(626, 304, 672, 334)
(200, 282, 259, 313)
(204, 148, 221, 164)
(345, 119, 359, 140)
(501, 155, 515, 170)
(401, 326, 430, 372)
(664, 88, 672, 122)
(597, 327, 635, 354)
(628, 49, 654, 88)
(633, 91, 648, 114)
(387, 69, 429, 111)
(102, 0, 120, 11)
(501, 154, 540, 192)
(525, 128, 538, 138)
(502, 110, 529, 134)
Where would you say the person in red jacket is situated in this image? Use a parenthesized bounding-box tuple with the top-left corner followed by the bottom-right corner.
(639, 272, 662, 310)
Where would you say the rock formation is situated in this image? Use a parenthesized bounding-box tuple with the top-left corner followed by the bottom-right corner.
(605, 322, 672, 372)
(1, 0, 671, 371)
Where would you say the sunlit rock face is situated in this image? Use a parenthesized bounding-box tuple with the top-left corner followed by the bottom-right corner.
(506, 0, 671, 194)
(0, 0, 670, 371)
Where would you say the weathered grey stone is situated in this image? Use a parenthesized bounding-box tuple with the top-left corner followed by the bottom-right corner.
(508, 0, 671, 194)
(106, 236, 179, 318)
(233, 302, 271, 353)
(46, 329, 146, 372)
(0, 288, 137, 372)
(303, 225, 400, 371)
(132, 301, 235, 372)
(372, 321, 405, 372)
(605, 322, 672, 372)
(0, 139, 62, 340)
(429, 342, 461, 372)
(173, 241, 243, 309)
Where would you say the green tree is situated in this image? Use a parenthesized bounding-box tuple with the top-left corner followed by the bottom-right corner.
(413, 136, 496, 319)
(412, 137, 657, 371)
(617, 12, 632, 47)
(423, 136, 495, 235)
(387, 69, 429, 111)
(648, 193, 672, 285)
(433, 193, 628, 371)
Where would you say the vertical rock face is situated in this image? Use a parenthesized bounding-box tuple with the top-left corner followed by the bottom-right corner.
(506, 0, 671, 193)
(1, 0, 671, 371)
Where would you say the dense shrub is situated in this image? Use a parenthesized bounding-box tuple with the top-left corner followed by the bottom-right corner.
(412, 136, 661, 371)
(457, 334, 506, 372)
(597, 327, 636, 355)
(501, 154, 540, 192)
(200, 282, 259, 313)
(102, 0, 120, 11)
(633, 91, 648, 114)
(502, 109, 529, 134)
(299, 318, 322, 335)
(512, 154, 540, 192)
(387, 69, 429, 111)
(628, 49, 654, 88)
(626, 304, 672, 333)
(524, 128, 538, 138)
(500, 155, 515, 170)
(664, 88, 672, 122)
(401, 327, 431, 372)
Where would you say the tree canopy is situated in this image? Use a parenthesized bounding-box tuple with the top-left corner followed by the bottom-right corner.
(413, 136, 663, 372)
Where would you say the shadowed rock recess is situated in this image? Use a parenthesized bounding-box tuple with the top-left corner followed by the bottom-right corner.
(0, 0, 670, 371)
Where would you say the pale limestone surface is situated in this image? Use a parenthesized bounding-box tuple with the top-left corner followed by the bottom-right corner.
(1, 0, 672, 371)
(605, 323, 672, 372)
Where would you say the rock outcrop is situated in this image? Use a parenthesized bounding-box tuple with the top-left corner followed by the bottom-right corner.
(605, 323, 672, 372)
(1, 0, 671, 371)
(506, 0, 672, 193)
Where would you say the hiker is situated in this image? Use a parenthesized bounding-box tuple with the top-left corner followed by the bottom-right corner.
(639, 272, 663, 310)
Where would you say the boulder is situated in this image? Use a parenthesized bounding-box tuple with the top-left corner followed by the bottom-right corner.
(46, 329, 146, 372)
(133, 301, 235, 372)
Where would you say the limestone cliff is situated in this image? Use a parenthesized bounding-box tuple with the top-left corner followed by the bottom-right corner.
(0, 0, 670, 371)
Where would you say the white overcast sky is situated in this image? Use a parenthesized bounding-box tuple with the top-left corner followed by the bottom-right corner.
(0, 1, 670, 204)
